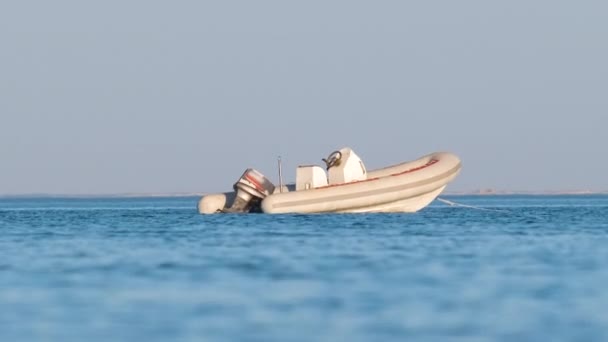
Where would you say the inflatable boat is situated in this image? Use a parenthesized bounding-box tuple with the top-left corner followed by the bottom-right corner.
(198, 147, 461, 214)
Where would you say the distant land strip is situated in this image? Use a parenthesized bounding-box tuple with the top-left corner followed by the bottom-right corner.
(1, 190, 607, 198)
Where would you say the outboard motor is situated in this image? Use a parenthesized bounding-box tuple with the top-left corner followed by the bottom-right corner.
(223, 169, 275, 213)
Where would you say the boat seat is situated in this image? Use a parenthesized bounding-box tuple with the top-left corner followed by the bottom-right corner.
(296, 165, 328, 190)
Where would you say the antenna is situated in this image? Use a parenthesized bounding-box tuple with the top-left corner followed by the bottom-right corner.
(277, 156, 284, 193)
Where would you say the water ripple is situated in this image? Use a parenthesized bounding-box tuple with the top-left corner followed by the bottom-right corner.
(1, 195, 608, 342)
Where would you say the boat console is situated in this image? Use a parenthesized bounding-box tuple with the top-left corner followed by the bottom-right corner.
(325, 147, 367, 185)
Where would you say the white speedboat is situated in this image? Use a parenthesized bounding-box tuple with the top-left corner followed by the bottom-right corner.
(198, 147, 461, 214)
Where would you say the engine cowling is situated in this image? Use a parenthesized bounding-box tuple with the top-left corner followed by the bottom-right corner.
(222, 169, 275, 213)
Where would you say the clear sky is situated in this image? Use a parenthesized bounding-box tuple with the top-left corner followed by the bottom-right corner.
(1, 1, 607, 195)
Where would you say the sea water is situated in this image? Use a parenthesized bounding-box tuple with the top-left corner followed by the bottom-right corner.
(1, 195, 607, 342)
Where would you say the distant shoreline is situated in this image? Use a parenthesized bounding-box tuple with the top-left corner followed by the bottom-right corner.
(0, 193, 205, 199)
(444, 190, 608, 196)
(1, 191, 607, 199)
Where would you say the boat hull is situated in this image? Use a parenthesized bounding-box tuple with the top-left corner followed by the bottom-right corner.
(333, 186, 446, 213)
(261, 152, 461, 214)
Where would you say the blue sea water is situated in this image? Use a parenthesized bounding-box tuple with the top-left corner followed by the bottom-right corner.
(1, 195, 607, 342)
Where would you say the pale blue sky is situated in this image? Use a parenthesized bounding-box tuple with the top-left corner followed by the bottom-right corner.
(1, 1, 607, 195)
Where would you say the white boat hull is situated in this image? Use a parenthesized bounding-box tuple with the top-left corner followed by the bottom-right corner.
(261, 152, 460, 214)
(334, 186, 446, 213)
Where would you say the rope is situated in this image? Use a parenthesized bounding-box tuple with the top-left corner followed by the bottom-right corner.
(436, 197, 508, 212)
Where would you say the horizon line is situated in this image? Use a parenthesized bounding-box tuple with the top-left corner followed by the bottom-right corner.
(1, 189, 607, 199)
